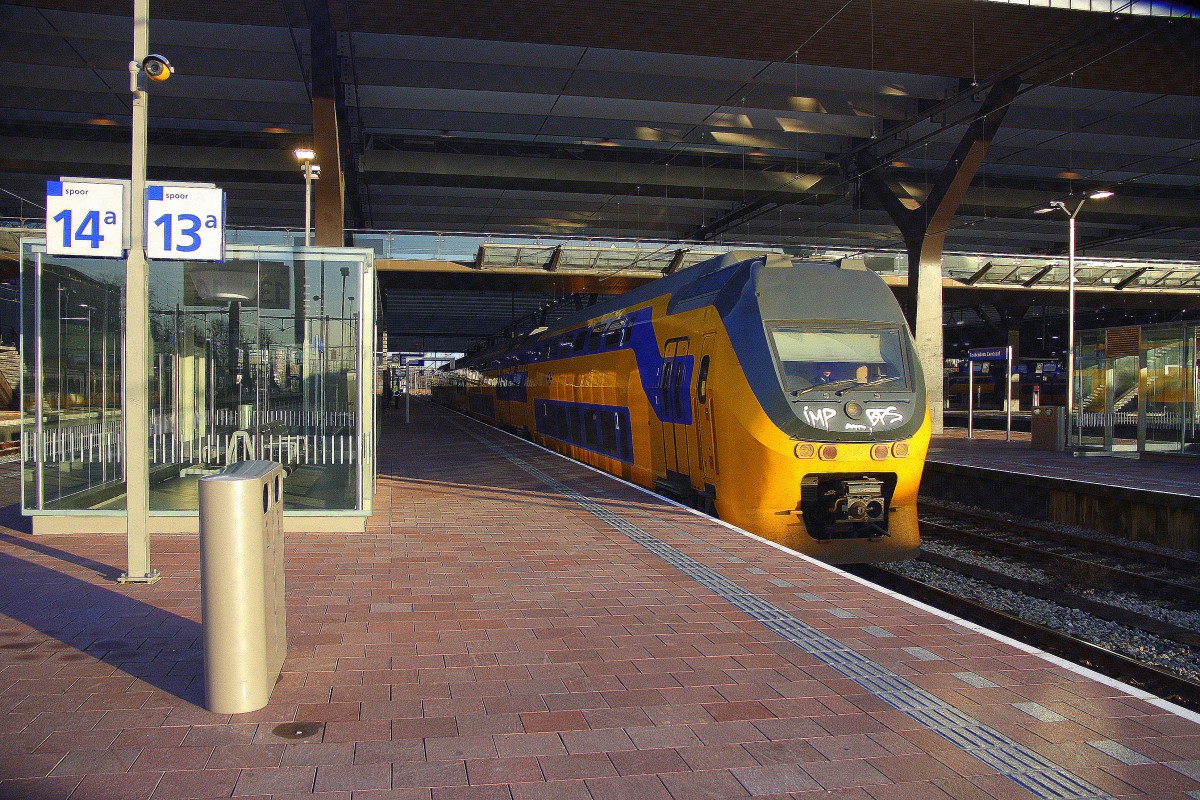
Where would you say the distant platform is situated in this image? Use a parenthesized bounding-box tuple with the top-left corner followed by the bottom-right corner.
(925, 427, 1200, 551)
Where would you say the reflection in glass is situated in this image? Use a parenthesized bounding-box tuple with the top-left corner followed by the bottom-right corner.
(21, 244, 372, 516)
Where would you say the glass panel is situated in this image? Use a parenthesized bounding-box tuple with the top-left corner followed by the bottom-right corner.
(1075, 330, 1106, 450)
(20, 243, 373, 516)
(1141, 324, 1190, 454)
(770, 325, 909, 395)
(145, 254, 362, 511)
(21, 251, 126, 510)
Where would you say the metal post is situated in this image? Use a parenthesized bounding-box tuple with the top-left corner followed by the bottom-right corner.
(967, 364, 974, 439)
(1066, 210, 1076, 451)
(56, 286, 63, 413)
(120, 0, 160, 584)
(303, 168, 313, 247)
(1005, 345, 1013, 441)
(34, 254, 44, 509)
(101, 301, 107, 482)
(84, 306, 92, 413)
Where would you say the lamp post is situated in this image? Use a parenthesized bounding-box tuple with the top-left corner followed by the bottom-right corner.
(294, 148, 320, 246)
(1036, 189, 1113, 448)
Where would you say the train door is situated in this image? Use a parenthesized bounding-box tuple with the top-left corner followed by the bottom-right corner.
(696, 334, 718, 486)
(658, 338, 691, 478)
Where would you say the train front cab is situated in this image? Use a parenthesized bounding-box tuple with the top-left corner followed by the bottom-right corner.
(690, 320, 927, 564)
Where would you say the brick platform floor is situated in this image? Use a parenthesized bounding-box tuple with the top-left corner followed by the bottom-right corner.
(1, 402, 1199, 799)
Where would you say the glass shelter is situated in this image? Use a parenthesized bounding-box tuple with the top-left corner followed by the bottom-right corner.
(20, 241, 377, 532)
(1076, 323, 1198, 457)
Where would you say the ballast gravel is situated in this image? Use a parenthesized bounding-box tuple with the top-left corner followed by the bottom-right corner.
(884, 557, 1200, 682)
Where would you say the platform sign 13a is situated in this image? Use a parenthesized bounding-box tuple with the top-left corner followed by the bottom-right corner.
(146, 184, 226, 262)
(45, 180, 126, 258)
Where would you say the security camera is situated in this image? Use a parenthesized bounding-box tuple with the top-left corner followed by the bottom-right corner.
(141, 54, 174, 82)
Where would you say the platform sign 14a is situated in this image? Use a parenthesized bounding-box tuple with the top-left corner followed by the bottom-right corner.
(45, 180, 126, 258)
(146, 184, 225, 262)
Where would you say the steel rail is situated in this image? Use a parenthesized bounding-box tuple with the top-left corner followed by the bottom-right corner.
(919, 517, 1200, 606)
(848, 564, 1200, 712)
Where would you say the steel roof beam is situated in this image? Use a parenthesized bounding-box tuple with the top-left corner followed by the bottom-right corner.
(964, 261, 994, 285)
(663, 248, 688, 275)
(1114, 268, 1149, 290)
(1021, 266, 1054, 287)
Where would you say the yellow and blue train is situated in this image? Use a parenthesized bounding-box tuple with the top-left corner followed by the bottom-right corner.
(433, 251, 930, 563)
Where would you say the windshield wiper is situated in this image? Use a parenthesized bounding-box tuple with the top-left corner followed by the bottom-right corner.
(790, 379, 859, 397)
(835, 376, 903, 396)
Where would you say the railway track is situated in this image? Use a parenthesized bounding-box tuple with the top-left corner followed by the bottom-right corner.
(849, 563, 1200, 712)
(919, 498, 1200, 592)
(842, 500, 1200, 710)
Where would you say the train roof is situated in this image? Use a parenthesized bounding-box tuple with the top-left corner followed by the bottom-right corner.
(460, 250, 905, 366)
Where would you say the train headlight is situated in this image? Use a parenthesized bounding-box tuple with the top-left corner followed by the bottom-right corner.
(870, 444, 889, 460)
(892, 441, 910, 458)
(818, 444, 838, 460)
(844, 401, 864, 419)
(794, 442, 816, 459)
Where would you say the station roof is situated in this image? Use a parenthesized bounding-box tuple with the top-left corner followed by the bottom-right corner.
(3, 1, 1200, 351)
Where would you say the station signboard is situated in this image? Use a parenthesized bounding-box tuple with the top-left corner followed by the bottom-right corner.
(45, 178, 225, 262)
(45, 179, 127, 258)
(146, 184, 225, 261)
(967, 346, 1008, 361)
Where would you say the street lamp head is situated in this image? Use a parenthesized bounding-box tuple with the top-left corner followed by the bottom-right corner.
(294, 148, 316, 162)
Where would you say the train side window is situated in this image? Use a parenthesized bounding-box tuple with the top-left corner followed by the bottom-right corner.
(672, 363, 687, 417)
(555, 405, 569, 438)
(569, 407, 584, 444)
(696, 355, 710, 403)
(583, 408, 600, 450)
(602, 319, 625, 350)
(586, 324, 604, 352)
(573, 329, 587, 352)
(600, 411, 618, 455)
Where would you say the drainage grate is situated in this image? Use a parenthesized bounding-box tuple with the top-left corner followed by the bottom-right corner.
(448, 416, 1116, 800)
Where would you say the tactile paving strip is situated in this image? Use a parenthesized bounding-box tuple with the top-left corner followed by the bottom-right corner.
(448, 412, 1115, 800)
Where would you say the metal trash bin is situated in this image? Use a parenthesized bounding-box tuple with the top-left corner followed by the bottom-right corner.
(1030, 406, 1066, 452)
(198, 460, 286, 714)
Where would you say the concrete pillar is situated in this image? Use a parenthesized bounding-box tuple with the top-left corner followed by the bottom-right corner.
(312, 96, 344, 247)
(858, 77, 1022, 435)
(304, 0, 344, 247)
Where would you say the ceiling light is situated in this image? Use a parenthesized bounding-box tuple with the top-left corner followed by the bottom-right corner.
(261, 125, 290, 134)
(86, 116, 118, 126)
(1034, 207, 1054, 214)
(294, 148, 316, 161)
(597, 138, 619, 147)
(1089, 190, 1114, 200)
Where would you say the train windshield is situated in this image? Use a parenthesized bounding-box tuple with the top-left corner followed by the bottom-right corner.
(770, 325, 909, 395)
